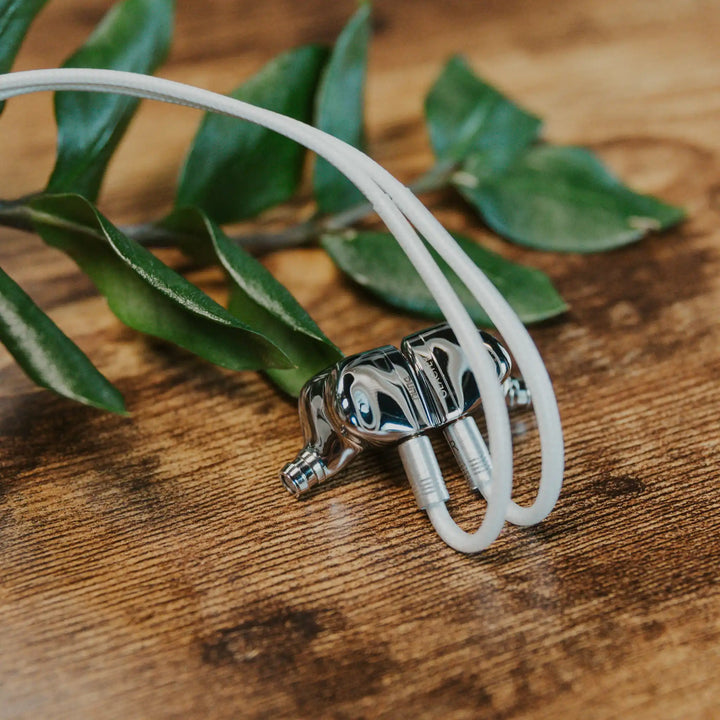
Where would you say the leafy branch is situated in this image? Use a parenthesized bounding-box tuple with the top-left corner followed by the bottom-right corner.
(0, 0, 684, 412)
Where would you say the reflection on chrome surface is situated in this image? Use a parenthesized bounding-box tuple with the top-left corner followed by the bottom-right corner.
(281, 323, 519, 497)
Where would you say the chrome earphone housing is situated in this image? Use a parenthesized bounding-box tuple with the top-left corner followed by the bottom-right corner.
(280, 323, 526, 498)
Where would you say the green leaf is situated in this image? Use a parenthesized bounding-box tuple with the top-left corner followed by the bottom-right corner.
(26, 193, 293, 372)
(425, 55, 541, 176)
(313, 2, 371, 214)
(162, 207, 342, 396)
(0, 265, 125, 412)
(0, 0, 48, 115)
(176, 45, 328, 224)
(457, 145, 686, 252)
(322, 230, 567, 326)
(46, 0, 174, 201)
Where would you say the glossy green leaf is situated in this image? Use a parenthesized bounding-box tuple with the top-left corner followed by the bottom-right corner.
(162, 207, 342, 396)
(176, 45, 328, 224)
(0, 265, 125, 412)
(458, 145, 686, 252)
(27, 194, 293, 371)
(46, 0, 174, 200)
(322, 230, 567, 326)
(0, 0, 48, 115)
(313, 2, 371, 214)
(425, 55, 541, 177)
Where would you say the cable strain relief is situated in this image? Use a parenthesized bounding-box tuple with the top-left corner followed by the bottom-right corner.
(398, 435, 449, 510)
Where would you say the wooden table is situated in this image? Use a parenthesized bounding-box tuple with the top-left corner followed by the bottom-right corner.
(1, 1, 718, 718)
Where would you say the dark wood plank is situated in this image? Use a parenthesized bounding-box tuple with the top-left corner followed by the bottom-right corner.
(0, 1, 718, 718)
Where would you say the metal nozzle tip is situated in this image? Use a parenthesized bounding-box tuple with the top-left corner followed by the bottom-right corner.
(280, 449, 328, 497)
(280, 464, 310, 496)
(504, 377, 532, 410)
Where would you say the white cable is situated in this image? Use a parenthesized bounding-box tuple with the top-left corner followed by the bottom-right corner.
(0, 68, 563, 551)
(315, 140, 564, 527)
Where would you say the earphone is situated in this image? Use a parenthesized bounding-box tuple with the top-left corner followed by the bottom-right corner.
(281, 322, 524, 506)
(0, 68, 564, 553)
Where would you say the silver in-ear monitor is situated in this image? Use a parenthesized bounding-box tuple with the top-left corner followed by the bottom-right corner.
(281, 322, 531, 509)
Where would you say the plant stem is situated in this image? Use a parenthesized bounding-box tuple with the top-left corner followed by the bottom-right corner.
(226, 159, 457, 254)
(0, 161, 457, 256)
(121, 222, 199, 248)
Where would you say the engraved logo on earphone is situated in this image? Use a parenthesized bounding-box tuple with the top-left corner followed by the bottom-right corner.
(424, 356, 449, 398)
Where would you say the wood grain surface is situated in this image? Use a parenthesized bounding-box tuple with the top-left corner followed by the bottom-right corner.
(1, 1, 719, 718)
